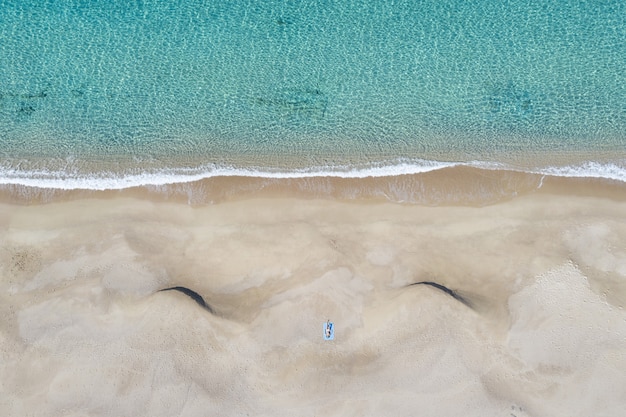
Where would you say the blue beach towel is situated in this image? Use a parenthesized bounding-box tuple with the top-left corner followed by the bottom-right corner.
(323, 322, 334, 340)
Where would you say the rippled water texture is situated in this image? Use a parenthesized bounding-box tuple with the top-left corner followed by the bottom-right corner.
(0, 0, 625, 177)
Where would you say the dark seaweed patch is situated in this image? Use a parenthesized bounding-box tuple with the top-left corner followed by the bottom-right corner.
(158, 286, 214, 313)
(407, 281, 472, 308)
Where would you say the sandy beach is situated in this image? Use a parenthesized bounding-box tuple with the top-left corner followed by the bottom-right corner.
(2, 0, 625, 414)
(1, 177, 625, 416)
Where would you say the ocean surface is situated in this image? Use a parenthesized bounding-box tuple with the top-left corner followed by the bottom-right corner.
(1, 0, 625, 191)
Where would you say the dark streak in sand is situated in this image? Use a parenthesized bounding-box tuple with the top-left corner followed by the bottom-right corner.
(408, 281, 472, 308)
(158, 281, 470, 316)
(158, 286, 214, 313)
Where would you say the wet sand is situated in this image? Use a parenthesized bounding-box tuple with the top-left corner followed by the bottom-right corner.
(3, 165, 626, 207)
(1, 178, 625, 416)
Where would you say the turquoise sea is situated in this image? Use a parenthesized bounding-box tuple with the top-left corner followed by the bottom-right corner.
(1, 0, 625, 191)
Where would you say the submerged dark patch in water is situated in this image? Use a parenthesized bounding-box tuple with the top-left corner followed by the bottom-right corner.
(485, 82, 534, 118)
(471, 81, 553, 133)
(0, 88, 49, 120)
(276, 17, 293, 26)
(18, 104, 36, 116)
(0, 90, 48, 100)
(70, 88, 85, 98)
(158, 286, 214, 313)
(254, 87, 328, 122)
(407, 281, 472, 308)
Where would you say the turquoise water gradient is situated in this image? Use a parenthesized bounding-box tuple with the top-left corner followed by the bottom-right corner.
(0, 0, 625, 177)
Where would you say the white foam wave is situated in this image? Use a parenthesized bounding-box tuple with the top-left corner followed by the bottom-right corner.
(0, 159, 458, 190)
(0, 159, 624, 190)
(535, 161, 626, 183)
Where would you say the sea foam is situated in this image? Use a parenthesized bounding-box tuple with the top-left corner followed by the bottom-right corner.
(0, 159, 624, 191)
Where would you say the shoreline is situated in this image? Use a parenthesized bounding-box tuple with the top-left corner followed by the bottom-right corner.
(1, 165, 625, 207)
(1, 150, 625, 190)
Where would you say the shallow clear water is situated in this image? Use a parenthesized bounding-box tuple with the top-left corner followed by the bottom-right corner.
(1, 0, 625, 188)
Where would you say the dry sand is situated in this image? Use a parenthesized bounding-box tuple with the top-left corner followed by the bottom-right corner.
(1, 184, 625, 416)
